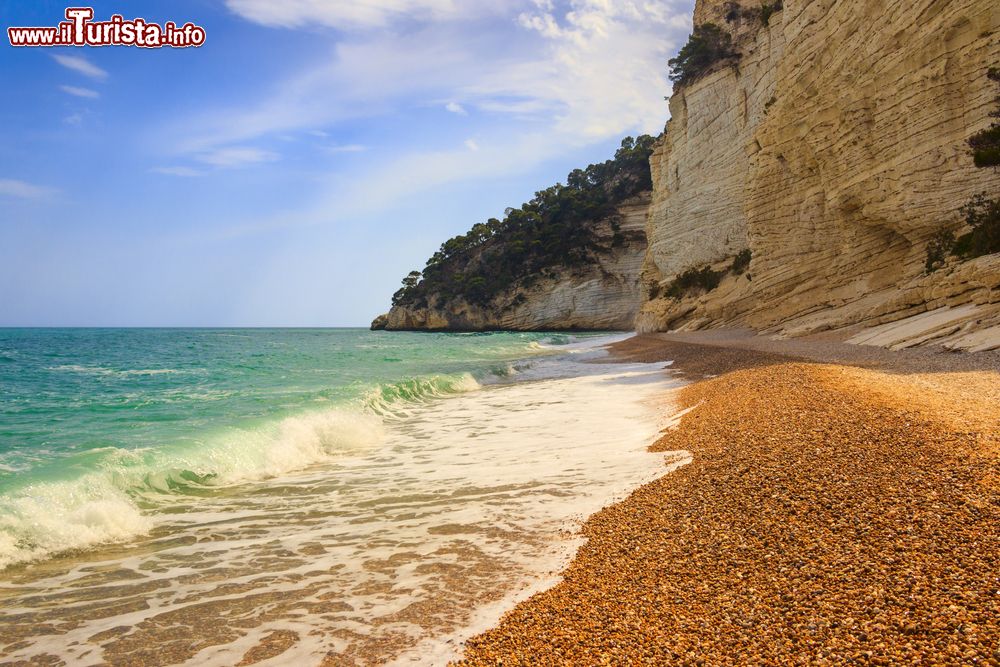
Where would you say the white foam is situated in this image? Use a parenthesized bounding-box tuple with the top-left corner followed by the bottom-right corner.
(0, 348, 687, 667)
(173, 408, 386, 486)
(0, 366, 502, 571)
(0, 408, 385, 569)
(0, 474, 151, 569)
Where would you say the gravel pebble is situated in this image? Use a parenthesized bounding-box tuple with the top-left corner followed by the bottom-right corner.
(455, 335, 1000, 666)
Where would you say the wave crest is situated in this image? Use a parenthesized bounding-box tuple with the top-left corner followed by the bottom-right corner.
(0, 369, 491, 569)
(0, 408, 384, 569)
(0, 475, 150, 570)
(364, 373, 481, 417)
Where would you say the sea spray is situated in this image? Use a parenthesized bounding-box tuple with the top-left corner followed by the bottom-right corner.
(0, 473, 150, 569)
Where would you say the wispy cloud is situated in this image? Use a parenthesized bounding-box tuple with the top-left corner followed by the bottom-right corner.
(59, 85, 100, 99)
(172, 1, 688, 157)
(197, 147, 279, 168)
(151, 166, 204, 177)
(225, 0, 499, 29)
(324, 144, 368, 154)
(0, 178, 56, 199)
(156, 0, 692, 233)
(165, 36, 479, 154)
(51, 54, 108, 80)
(170, 129, 569, 244)
(63, 113, 84, 126)
(484, 0, 691, 138)
(292, 129, 571, 226)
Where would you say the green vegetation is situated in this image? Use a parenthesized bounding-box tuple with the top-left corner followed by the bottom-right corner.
(725, 2, 783, 26)
(391, 271, 422, 307)
(649, 250, 750, 301)
(668, 24, 737, 87)
(956, 194, 1000, 257)
(391, 135, 657, 309)
(972, 126, 1000, 168)
(928, 195, 1000, 271)
(924, 230, 955, 273)
(731, 248, 752, 274)
(665, 266, 723, 299)
(759, 1, 783, 26)
(969, 67, 1000, 169)
(926, 67, 1000, 272)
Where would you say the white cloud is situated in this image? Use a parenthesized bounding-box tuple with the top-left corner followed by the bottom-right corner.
(157, 0, 693, 227)
(197, 147, 279, 168)
(60, 85, 100, 99)
(0, 178, 56, 199)
(151, 166, 204, 177)
(310, 129, 569, 222)
(445, 101, 467, 115)
(324, 144, 368, 153)
(483, 0, 691, 138)
(225, 0, 492, 29)
(51, 54, 108, 80)
(63, 113, 84, 126)
(166, 35, 484, 154)
(173, 1, 689, 155)
(182, 130, 567, 243)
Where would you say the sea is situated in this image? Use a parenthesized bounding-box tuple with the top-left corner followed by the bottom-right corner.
(0, 328, 682, 665)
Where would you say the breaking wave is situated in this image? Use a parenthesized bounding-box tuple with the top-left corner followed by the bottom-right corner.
(0, 369, 495, 570)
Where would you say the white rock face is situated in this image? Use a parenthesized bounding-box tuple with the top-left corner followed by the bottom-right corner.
(638, 0, 1000, 350)
(383, 194, 650, 331)
(378, 0, 1000, 348)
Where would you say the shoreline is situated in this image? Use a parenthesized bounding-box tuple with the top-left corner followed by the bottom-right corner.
(388, 348, 689, 666)
(455, 332, 1000, 665)
(0, 333, 685, 666)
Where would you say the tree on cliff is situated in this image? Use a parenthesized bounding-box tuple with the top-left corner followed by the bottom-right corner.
(392, 271, 422, 306)
(927, 67, 1000, 271)
(391, 135, 657, 310)
(968, 67, 1000, 169)
(958, 67, 1000, 257)
(667, 23, 737, 86)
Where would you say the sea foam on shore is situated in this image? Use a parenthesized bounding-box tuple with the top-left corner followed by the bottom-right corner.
(0, 332, 686, 666)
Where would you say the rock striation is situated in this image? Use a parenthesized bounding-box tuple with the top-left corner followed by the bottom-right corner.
(638, 0, 1000, 350)
(374, 0, 1000, 349)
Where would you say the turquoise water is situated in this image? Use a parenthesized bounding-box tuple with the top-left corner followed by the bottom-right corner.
(0, 327, 677, 665)
(0, 328, 581, 567)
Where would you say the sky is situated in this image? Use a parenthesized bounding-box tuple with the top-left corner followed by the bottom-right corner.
(0, 0, 695, 326)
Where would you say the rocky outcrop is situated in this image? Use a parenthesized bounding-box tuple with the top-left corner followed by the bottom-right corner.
(372, 0, 999, 347)
(844, 253, 1000, 352)
(379, 193, 650, 331)
(638, 0, 1000, 350)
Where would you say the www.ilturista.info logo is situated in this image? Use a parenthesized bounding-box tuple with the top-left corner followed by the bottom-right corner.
(8, 7, 206, 48)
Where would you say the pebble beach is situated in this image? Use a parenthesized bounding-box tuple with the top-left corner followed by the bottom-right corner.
(455, 333, 1000, 666)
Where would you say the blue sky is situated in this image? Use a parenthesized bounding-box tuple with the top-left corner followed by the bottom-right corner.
(0, 0, 693, 326)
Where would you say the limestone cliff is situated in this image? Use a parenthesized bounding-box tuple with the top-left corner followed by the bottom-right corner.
(378, 193, 649, 331)
(374, 1, 999, 347)
(638, 0, 1000, 350)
